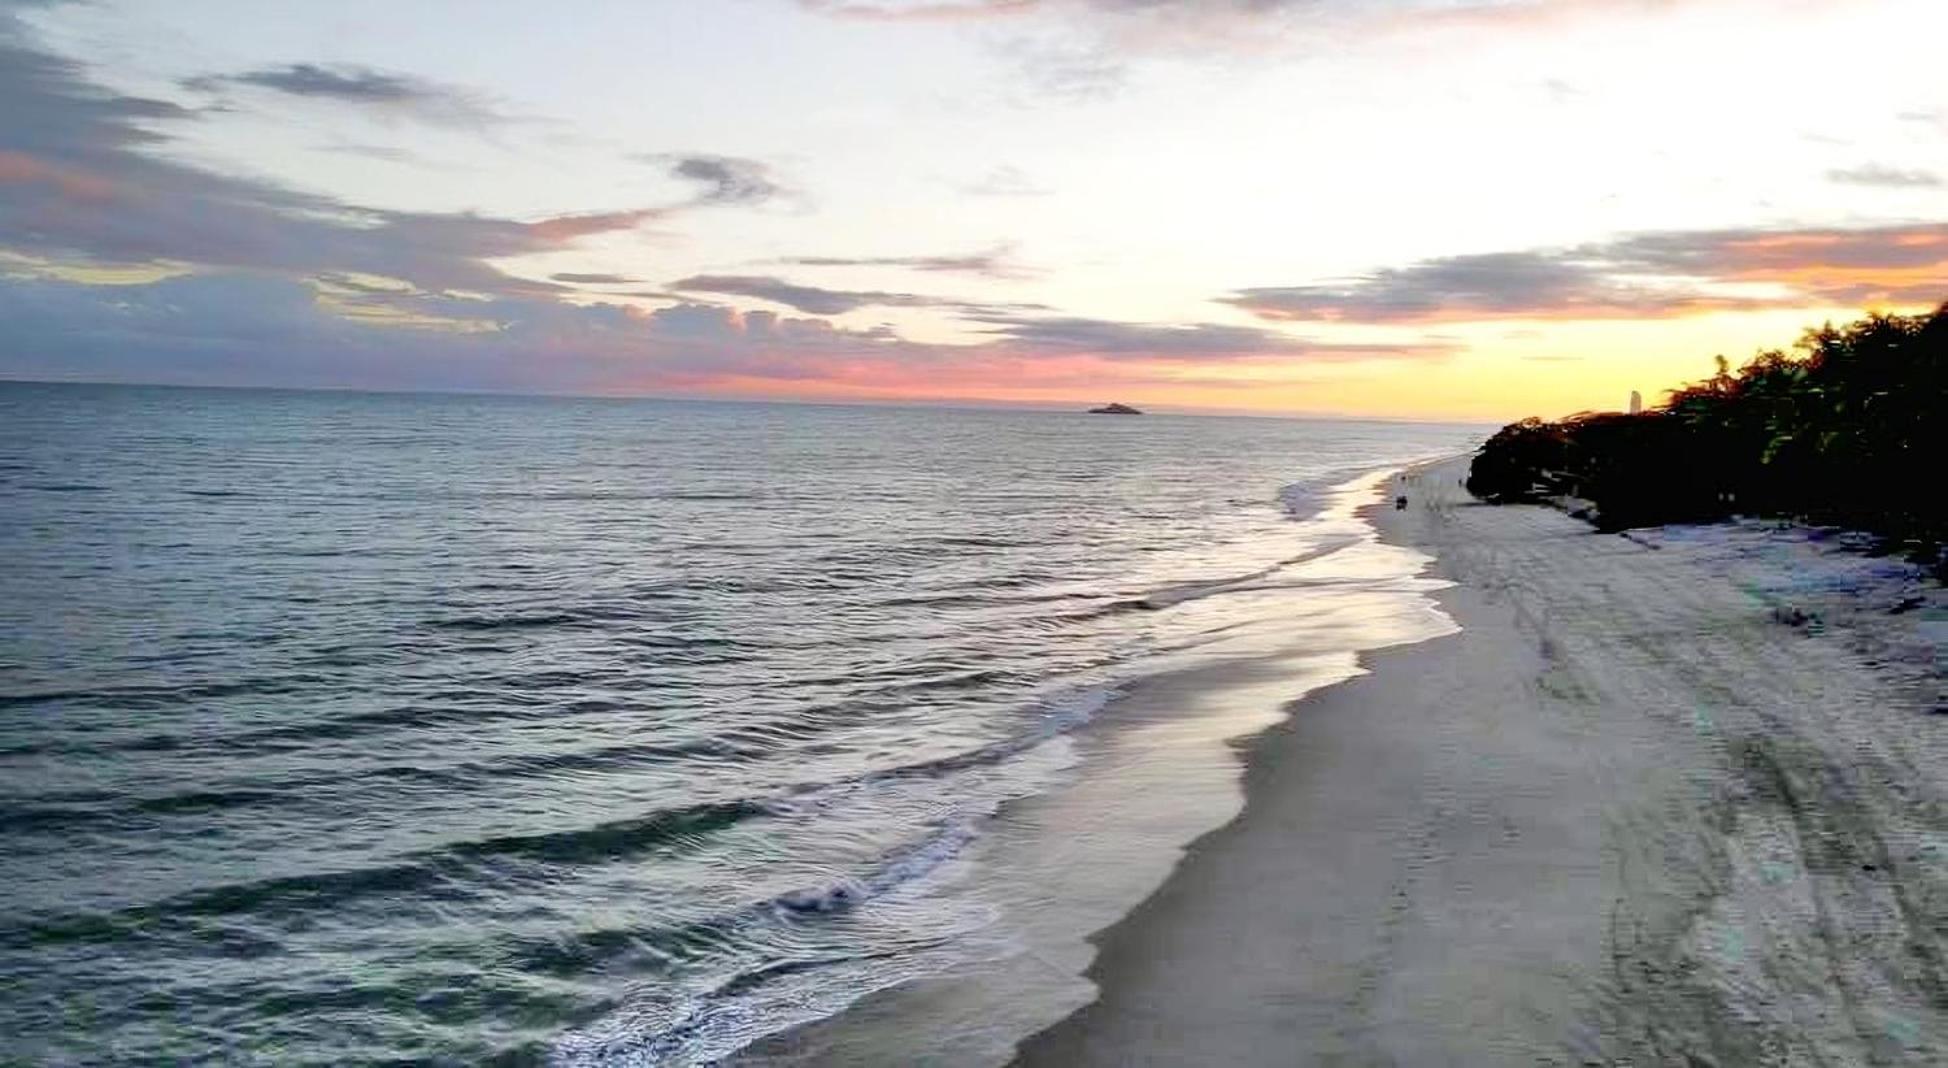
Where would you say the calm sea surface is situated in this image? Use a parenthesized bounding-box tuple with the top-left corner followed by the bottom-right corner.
(0, 383, 1477, 1064)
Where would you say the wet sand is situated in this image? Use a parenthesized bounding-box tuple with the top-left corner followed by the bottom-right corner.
(1016, 456, 1948, 1064)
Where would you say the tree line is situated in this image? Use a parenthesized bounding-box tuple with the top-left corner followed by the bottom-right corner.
(1466, 302, 1948, 572)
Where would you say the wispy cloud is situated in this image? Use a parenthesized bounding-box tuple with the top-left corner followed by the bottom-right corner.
(668, 274, 924, 314)
(779, 243, 1031, 279)
(315, 142, 424, 164)
(1225, 224, 1948, 324)
(797, 0, 1700, 104)
(797, 0, 1041, 21)
(798, 0, 1720, 38)
(1002, 36, 1126, 100)
(191, 63, 431, 103)
(668, 273, 1046, 315)
(551, 272, 641, 285)
(182, 62, 507, 128)
(964, 311, 1450, 361)
(960, 164, 1051, 197)
(640, 153, 788, 207)
(796, 0, 1361, 21)
(1826, 163, 1943, 188)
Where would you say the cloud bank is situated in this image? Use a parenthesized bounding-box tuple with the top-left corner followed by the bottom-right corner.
(5, 0, 1933, 411)
(0, 7, 1442, 402)
(1225, 224, 1948, 324)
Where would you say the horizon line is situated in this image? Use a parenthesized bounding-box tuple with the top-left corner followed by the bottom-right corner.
(0, 375, 1503, 426)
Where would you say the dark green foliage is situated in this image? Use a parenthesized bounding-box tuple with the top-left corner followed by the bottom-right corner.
(1464, 418, 1570, 501)
(1468, 303, 1948, 564)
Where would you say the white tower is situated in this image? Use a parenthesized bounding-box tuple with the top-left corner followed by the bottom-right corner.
(1628, 390, 1642, 415)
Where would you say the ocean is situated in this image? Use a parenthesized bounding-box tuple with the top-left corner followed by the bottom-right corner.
(0, 382, 1477, 1065)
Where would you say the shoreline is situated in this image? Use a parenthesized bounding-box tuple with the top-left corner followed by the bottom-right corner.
(725, 462, 1462, 1066)
(1014, 455, 1948, 1064)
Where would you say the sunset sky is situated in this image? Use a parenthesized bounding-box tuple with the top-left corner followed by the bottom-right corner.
(2, 0, 1944, 419)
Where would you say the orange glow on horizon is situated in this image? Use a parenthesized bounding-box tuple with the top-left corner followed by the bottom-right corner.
(592, 301, 1940, 422)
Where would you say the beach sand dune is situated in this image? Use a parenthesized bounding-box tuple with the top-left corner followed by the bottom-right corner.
(1017, 456, 1948, 1065)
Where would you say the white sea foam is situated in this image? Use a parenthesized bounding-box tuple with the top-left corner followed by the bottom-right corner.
(561, 461, 1469, 1066)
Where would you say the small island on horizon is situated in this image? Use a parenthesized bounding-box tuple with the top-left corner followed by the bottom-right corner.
(1089, 402, 1144, 415)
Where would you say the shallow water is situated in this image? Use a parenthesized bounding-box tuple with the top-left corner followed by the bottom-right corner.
(0, 382, 1476, 1064)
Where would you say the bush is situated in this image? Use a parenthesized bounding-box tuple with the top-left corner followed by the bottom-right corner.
(1464, 418, 1569, 502)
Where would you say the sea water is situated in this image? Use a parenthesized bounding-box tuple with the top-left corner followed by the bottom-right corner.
(0, 383, 1477, 1064)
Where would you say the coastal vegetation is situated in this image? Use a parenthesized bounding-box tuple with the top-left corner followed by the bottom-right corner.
(1467, 303, 1948, 572)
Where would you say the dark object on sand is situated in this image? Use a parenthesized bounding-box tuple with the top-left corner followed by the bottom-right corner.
(1089, 402, 1143, 415)
(1770, 604, 1820, 629)
(1395, 496, 1408, 510)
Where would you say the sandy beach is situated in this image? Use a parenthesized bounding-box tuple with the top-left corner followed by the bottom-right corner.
(1016, 455, 1948, 1065)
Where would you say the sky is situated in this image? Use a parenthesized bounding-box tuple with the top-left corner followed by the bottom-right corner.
(1, 0, 1944, 420)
